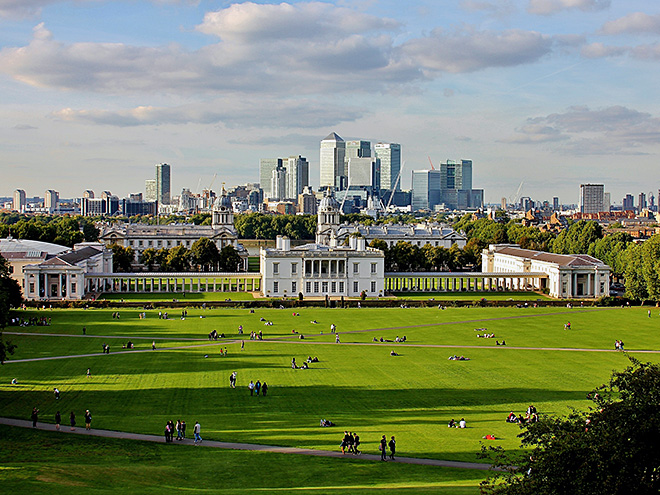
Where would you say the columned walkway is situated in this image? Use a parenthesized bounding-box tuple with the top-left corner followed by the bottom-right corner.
(385, 272, 548, 293)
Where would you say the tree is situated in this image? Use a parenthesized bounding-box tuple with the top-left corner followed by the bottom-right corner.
(111, 244, 135, 273)
(0, 256, 21, 364)
(480, 358, 660, 495)
(552, 220, 602, 255)
(82, 221, 100, 242)
(139, 248, 159, 271)
(190, 238, 219, 271)
(218, 245, 241, 272)
(165, 245, 191, 272)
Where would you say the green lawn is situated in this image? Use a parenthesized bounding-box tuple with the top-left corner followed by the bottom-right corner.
(2, 306, 659, 492)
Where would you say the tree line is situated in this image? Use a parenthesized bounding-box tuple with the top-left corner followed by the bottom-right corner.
(110, 239, 242, 273)
(0, 214, 99, 247)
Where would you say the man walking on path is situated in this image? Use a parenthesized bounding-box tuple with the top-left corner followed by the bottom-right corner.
(84, 410, 92, 430)
(249, 381, 255, 395)
(255, 380, 261, 396)
(31, 407, 38, 427)
(388, 436, 396, 460)
(193, 421, 202, 444)
(55, 411, 61, 431)
(262, 382, 268, 396)
(380, 435, 387, 461)
(152, 341, 156, 350)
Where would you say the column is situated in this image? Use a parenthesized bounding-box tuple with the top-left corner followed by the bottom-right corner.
(586, 272, 591, 297)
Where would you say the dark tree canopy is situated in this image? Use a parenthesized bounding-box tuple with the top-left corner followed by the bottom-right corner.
(480, 358, 660, 495)
(0, 256, 21, 364)
(111, 244, 135, 273)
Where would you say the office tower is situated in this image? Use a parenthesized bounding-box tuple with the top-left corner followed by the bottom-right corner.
(145, 179, 157, 202)
(320, 132, 346, 190)
(638, 192, 647, 211)
(345, 140, 371, 176)
(553, 197, 560, 211)
(260, 158, 283, 198)
(521, 197, 533, 212)
(623, 194, 634, 211)
(374, 143, 401, 192)
(155, 163, 171, 205)
(579, 184, 604, 214)
(501, 197, 507, 210)
(44, 190, 59, 213)
(411, 169, 442, 210)
(298, 186, 317, 214)
(436, 159, 482, 209)
(347, 157, 380, 197)
(83, 190, 94, 199)
(13, 189, 26, 213)
(270, 166, 287, 201)
(286, 155, 309, 200)
(603, 192, 611, 212)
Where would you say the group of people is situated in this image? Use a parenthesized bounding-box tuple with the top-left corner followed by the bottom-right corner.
(111, 312, 121, 319)
(101, 343, 111, 354)
(291, 357, 312, 369)
(564, 322, 572, 330)
(340, 431, 361, 455)
(137, 312, 148, 319)
(477, 333, 495, 338)
(379, 435, 396, 460)
(208, 330, 226, 340)
(615, 340, 625, 351)
(448, 355, 470, 361)
(248, 380, 268, 396)
(157, 312, 169, 319)
(447, 418, 467, 428)
(506, 405, 539, 425)
(229, 372, 237, 388)
(372, 336, 407, 343)
(320, 418, 335, 427)
(42, 408, 91, 431)
(249, 330, 263, 340)
(495, 340, 507, 346)
(9, 316, 51, 326)
(164, 419, 188, 442)
(122, 341, 135, 349)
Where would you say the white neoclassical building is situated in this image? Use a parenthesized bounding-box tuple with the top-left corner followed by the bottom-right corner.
(481, 244, 610, 298)
(98, 189, 248, 270)
(260, 190, 385, 298)
(334, 222, 467, 249)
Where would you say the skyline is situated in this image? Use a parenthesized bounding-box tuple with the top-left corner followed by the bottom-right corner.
(1, 0, 659, 204)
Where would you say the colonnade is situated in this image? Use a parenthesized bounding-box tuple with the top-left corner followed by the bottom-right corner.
(85, 273, 262, 294)
(384, 272, 547, 293)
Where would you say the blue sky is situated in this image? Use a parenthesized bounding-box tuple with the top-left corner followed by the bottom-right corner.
(1, 0, 659, 205)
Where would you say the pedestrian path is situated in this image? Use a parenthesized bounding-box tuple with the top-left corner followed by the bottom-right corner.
(0, 417, 495, 471)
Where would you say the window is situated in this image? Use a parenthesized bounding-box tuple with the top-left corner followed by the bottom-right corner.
(29, 283, 35, 293)
(138, 240, 143, 246)
(370, 263, 377, 274)
(148, 240, 152, 246)
(273, 281, 279, 293)
(322, 282, 328, 293)
(562, 282, 567, 293)
(314, 282, 319, 293)
(339, 281, 344, 293)
(291, 263, 297, 275)
(158, 240, 162, 247)
(71, 283, 77, 293)
(331, 282, 336, 293)
(353, 281, 359, 293)
(371, 281, 376, 293)
(353, 263, 359, 274)
(273, 263, 279, 275)
(306, 282, 311, 293)
(291, 281, 297, 293)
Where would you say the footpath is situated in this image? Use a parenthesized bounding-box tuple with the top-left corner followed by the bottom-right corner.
(0, 417, 495, 471)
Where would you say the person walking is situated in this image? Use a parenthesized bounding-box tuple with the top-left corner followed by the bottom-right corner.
(176, 420, 183, 441)
(181, 420, 187, 439)
(255, 380, 261, 396)
(54, 387, 60, 400)
(379, 435, 387, 461)
(241, 340, 244, 350)
(86, 368, 91, 378)
(55, 411, 61, 431)
(193, 421, 202, 444)
(262, 382, 268, 396)
(31, 407, 39, 427)
(353, 432, 360, 454)
(249, 381, 255, 395)
(70, 411, 76, 431)
(388, 436, 396, 460)
(84, 410, 92, 430)
(152, 341, 156, 350)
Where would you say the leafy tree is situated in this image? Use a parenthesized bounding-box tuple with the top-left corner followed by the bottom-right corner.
(552, 220, 602, 255)
(0, 256, 21, 364)
(139, 248, 159, 271)
(190, 238, 220, 271)
(111, 244, 135, 272)
(369, 239, 391, 270)
(218, 245, 241, 272)
(164, 245, 190, 272)
(82, 221, 100, 242)
(480, 358, 660, 495)
(623, 243, 647, 301)
(591, 232, 633, 276)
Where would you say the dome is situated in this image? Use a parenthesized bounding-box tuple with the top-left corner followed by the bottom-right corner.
(319, 190, 339, 211)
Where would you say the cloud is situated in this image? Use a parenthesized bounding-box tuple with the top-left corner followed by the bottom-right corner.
(505, 105, 660, 154)
(600, 12, 660, 35)
(459, 0, 515, 16)
(400, 28, 552, 73)
(527, 0, 610, 16)
(49, 98, 367, 128)
(0, 0, 61, 19)
(581, 42, 626, 58)
(12, 124, 38, 130)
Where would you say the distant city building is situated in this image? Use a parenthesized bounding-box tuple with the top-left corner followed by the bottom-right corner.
(501, 197, 507, 211)
(335, 223, 467, 249)
(13, 189, 26, 213)
(411, 169, 442, 211)
(259, 158, 283, 198)
(623, 194, 634, 211)
(638, 192, 647, 212)
(374, 143, 401, 193)
(83, 190, 95, 199)
(320, 132, 346, 190)
(270, 165, 287, 201)
(579, 184, 605, 214)
(553, 197, 560, 211)
(145, 179, 157, 202)
(346, 156, 380, 198)
(155, 163, 171, 205)
(44, 190, 59, 213)
(81, 194, 120, 216)
(285, 155, 309, 200)
(603, 192, 611, 212)
(298, 186, 317, 214)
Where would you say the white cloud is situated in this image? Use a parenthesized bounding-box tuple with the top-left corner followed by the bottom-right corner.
(506, 106, 660, 154)
(0, 0, 61, 19)
(527, 0, 610, 16)
(49, 98, 367, 128)
(600, 12, 660, 36)
(581, 42, 626, 58)
(400, 28, 552, 73)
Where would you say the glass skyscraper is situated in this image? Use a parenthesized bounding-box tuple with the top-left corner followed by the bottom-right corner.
(374, 143, 401, 192)
(320, 132, 346, 190)
(155, 163, 171, 205)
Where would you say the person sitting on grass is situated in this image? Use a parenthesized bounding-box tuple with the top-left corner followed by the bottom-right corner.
(390, 350, 399, 356)
(311, 356, 319, 362)
(448, 419, 456, 428)
(459, 418, 466, 428)
(506, 412, 517, 423)
(301, 362, 309, 369)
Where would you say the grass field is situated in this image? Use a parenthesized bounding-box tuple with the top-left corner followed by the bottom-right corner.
(2, 305, 659, 493)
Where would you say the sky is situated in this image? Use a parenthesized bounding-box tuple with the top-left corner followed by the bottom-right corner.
(1, 0, 659, 206)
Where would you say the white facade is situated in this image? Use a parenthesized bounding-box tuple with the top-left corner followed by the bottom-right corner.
(482, 244, 610, 299)
(261, 235, 385, 298)
(335, 223, 467, 249)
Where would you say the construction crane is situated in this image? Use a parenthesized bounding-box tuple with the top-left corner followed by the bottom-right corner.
(509, 180, 524, 207)
(427, 156, 435, 170)
(386, 161, 405, 210)
(208, 173, 217, 192)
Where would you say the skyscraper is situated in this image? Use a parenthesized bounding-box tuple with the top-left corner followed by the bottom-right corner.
(345, 140, 371, 162)
(270, 166, 287, 201)
(579, 184, 604, 214)
(374, 143, 401, 192)
(411, 169, 442, 211)
(260, 158, 283, 198)
(638, 192, 647, 211)
(13, 189, 26, 213)
(286, 155, 309, 200)
(145, 179, 157, 202)
(155, 163, 171, 205)
(623, 194, 634, 211)
(320, 132, 346, 190)
(553, 197, 560, 211)
(44, 190, 59, 213)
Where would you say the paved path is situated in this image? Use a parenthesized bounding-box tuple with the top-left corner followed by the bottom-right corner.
(0, 417, 495, 471)
(3, 331, 206, 341)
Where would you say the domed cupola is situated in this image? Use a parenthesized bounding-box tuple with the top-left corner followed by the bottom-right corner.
(316, 188, 340, 245)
